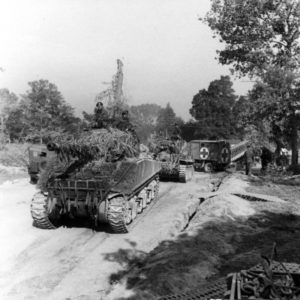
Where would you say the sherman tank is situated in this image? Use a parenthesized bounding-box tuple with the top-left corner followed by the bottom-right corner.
(153, 136, 194, 183)
(30, 129, 161, 233)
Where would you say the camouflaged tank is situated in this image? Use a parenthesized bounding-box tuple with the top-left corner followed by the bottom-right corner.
(153, 137, 194, 183)
(30, 129, 161, 233)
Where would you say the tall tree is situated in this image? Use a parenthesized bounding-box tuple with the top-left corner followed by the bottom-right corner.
(180, 120, 198, 141)
(130, 103, 162, 142)
(156, 103, 183, 137)
(234, 88, 279, 151)
(20, 80, 79, 140)
(247, 73, 300, 154)
(204, 0, 300, 167)
(232, 95, 251, 139)
(0, 89, 18, 139)
(0, 89, 18, 114)
(190, 75, 237, 139)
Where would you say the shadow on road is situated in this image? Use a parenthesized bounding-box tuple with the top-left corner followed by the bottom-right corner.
(246, 172, 300, 187)
(104, 211, 300, 300)
(39, 217, 116, 233)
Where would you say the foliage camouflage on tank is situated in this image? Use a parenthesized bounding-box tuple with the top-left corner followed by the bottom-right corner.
(30, 128, 161, 233)
(152, 136, 194, 183)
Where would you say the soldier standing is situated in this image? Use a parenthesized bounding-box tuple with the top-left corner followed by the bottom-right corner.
(115, 110, 133, 132)
(94, 102, 109, 129)
(116, 110, 140, 145)
(261, 147, 272, 172)
(244, 145, 254, 175)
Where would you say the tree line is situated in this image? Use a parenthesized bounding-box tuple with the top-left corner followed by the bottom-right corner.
(202, 0, 300, 168)
(0, 80, 186, 144)
(1, 0, 300, 168)
(0, 75, 254, 145)
(0, 71, 298, 157)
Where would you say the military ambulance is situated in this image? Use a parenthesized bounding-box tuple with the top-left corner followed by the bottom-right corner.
(188, 140, 231, 172)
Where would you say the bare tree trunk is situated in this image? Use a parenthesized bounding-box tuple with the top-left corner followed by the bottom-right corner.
(290, 114, 298, 168)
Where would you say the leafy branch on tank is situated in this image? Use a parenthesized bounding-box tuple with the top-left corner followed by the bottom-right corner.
(37, 128, 140, 191)
(48, 129, 139, 163)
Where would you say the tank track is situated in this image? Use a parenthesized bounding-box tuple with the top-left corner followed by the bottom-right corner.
(30, 192, 57, 229)
(178, 165, 187, 183)
(107, 178, 159, 233)
(106, 196, 129, 233)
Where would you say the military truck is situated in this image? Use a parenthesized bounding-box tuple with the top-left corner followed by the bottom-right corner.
(188, 140, 231, 172)
(30, 129, 161, 233)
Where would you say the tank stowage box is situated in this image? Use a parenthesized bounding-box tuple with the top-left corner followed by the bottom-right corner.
(187, 140, 231, 172)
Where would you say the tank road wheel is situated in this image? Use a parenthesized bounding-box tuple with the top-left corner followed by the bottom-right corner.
(146, 189, 152, 204)
(124, 201, 132, 225)
(129, 197, 138, 220)
(146, 182, 155, 203)
(30, 192, 60, 229)
(204, 162, 213, 173)
(154, 178, 159, 200)
(136, 190, 147, 213)
(107, 196, 130, 233)
(141, 190, 147, 209)
(178, 165, 187, 183)
(107, 178, 160, 234)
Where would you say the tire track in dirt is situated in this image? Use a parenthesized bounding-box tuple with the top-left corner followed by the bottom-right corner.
(1, 174, 218, 300)
(2, 182, 176, 299)
(4, 183, 177, 299)
(2, 230, 110, 299)
(128, 182, 175, 231)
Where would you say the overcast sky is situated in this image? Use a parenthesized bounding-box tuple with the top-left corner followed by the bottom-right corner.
(0, 0, 252, 120)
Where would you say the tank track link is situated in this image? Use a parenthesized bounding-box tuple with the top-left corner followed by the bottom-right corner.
(178, 165, 187, 183)
(30, 192, 57, 229)
(107, 196, 130, 233)
(107, 179, 159, 233)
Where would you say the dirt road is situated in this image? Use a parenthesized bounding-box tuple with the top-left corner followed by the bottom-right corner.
(0, 173, 213, 300)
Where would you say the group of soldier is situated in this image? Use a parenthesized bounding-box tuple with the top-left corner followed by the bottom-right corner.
(244, 144, 289, 176)
(93, 101, 135, 133)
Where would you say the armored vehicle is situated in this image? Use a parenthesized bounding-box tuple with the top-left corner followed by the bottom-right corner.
(153, 137, 194, 182)
(27, 144, 55, 184)
(188, 140, 231, 172)
(30, 129, 161, 233)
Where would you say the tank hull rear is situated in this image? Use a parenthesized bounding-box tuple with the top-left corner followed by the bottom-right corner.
(159, 162, 194, 183)
(31, 158, 161, 233)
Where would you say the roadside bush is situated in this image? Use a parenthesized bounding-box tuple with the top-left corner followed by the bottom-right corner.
(0, 143, 29, 169)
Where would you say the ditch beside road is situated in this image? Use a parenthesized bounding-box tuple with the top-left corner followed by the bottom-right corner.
(1, 168, 300, 300)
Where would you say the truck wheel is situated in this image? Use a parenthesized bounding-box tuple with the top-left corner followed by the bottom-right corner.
(30, 174, 38, 184)
(204, 162, 213, 173)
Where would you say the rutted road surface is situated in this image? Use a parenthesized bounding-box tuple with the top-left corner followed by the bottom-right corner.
(0, 173, 214, 300)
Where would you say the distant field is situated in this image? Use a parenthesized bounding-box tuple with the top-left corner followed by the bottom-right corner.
(0, 143, 29, 168)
